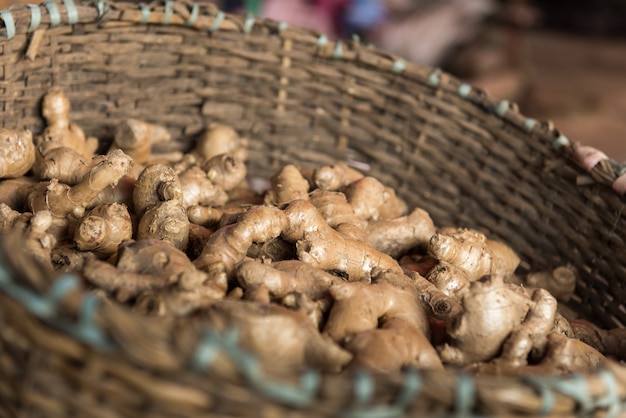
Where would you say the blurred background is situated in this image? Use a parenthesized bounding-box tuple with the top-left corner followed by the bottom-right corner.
(2, 0, 625, 162)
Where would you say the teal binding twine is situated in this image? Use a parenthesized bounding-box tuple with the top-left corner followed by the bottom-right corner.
(342, 369, 422, 418)
(139, 2, 150, 24)
(193, 327, 320, 407)
(0, 9, 15, 39)
(208, 11, 224, 32)
(0, 251, 113, 351)
(63, 0, 78, 25)
(162, 0, 173, 24)
(44, 0, 61, 26)
(185, 3, 199, 26)
(27, 4, 42, 32)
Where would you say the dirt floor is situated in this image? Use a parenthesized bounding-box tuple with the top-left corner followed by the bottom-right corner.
(518, 30, 626, 163)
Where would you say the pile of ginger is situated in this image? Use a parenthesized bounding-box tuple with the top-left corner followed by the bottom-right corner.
(1, 88, 625, 377)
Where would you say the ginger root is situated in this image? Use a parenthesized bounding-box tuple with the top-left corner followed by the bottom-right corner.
(133, 164, 183, 218)
(34, 145, 93, 185)
(264, 164, 310, 207)
(193, 205, 288, 276)
(313, 162, 363, 191)
(37, 88, 98, 158)
(236, 259, 344, 302)
(283, 200, 402, 281)
(508, 265, 577, 302)
(571, 319, 626, 361)
(343, 176, 408, 221)
(28, 149, 132, 219)
(437, 274, 533, 366)
(83, 239, 208, 302)
(74, 203, 132, 257)
(204, 300, 352, 374)
(366, 207, 436, 258)
(179, 166, 229, 208)
(0, 128, 36, 179)
(109, 119, 171, 165)
(429, 228, 520, 281)
(137, 199, 189, 251)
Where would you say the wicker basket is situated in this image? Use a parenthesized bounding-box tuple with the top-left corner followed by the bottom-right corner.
(1, 1, 626, 416)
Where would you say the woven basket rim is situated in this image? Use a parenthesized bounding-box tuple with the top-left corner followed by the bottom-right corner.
(1, 1, 626, 416)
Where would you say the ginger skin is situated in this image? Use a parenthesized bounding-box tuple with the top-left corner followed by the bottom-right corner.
(202, 152, 247, 192)
(283, 200, 402, 281)
(137, 199, 189, 251)
(204, 299, 352, 374)
(264, 164, 310, 207)
(344, 317, 443, 373)
(83, 239, 208, 302)
(571, 319, 626, 361)
(0, 128, 36, 179)
(313, 162, 363, 191)
(436, 274, 559, 367)
(236, 259, 344, 301)
(428, 228, 520, 281)
(323, 270, 430, 343)
(133, 164, 183, 218)
(308, 189, 368, 230)
(38, 88, 98, 158)
(193, 205, 288, 276)
(366, 207, 436, 258)
(508, 265, 577, 302)
(342, 176, 408, 221)
(34, 146, 93, 185)
(179, 166, 229, 208)
(0, 176, 36, 210)
(74, 203, 133, 257)
(109, 119, 171, 165)
(324, 269, 441, 372)
(28, 149, 133, 219)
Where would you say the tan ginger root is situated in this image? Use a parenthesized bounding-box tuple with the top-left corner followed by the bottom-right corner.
(73, 203, 132, 257)
(0, 203, 22, 234)
(179, 166, 229, 208)
(366, 207, 437, 258)
(137, 199, 190, 251)
(468, 333, 608, 377)
(428, 228, 520, 281)
(14, 210, 57, 271)
(33, 145, 93, 185)
(187, 204, 249, 228)
(193, 124, 248, 163)
(202, 152, 247, 192)
(342, 176, 408, 221)
(133, 164, 183, 218)
(174, 124, 248, 173)
(308, 189, 367, 230)
(344, 317, 443, 373)
(508, 265, 577, 302)
(193, 205, 288, 277)
(28, 149, 132, 219)
(571, 319, 626, 361)
(236, 259, 344, 302)
(37, 88, 98, 158)
(323, 270, 442, 372)
(264, 164, 310, 207)
(204, 299, 352, 374)
(323, 270, 430, 343)
(109, 119, 171, 165)
(0, 128, 36, 179)
(313, 162, 364, 191)
(0, 176, 36, 210)
(436, 274, 559, 367)
(282, 200, 402, 281)
(83, 239, 209, 303)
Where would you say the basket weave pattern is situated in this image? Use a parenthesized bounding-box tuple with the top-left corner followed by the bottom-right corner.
(1, 1, 626, 416)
